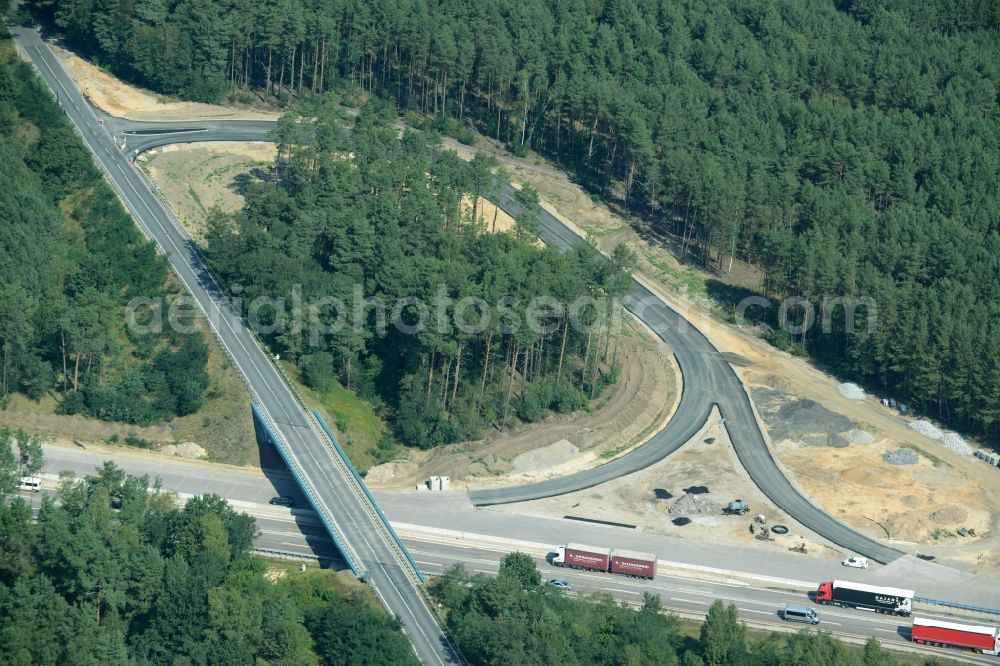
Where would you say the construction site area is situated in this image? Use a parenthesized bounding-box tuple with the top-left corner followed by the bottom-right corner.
(34, 41, 1000, 583)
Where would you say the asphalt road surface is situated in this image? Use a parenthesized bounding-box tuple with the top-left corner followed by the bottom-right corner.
(12, 27, 455, 666)
(27, 444, 999, 666)
(15, 29, 903, 566)
(248, 514, 995, 665)
(38, 444, 1000, 611)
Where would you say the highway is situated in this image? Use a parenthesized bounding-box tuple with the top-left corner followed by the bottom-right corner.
(74, 106, 906, 565)
(251, 514, 995, 665)
(30, 443, 1000, 666)
(11, 27, 455, 666)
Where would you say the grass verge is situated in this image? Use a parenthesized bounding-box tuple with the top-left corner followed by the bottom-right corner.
(278, 361, 397, 474)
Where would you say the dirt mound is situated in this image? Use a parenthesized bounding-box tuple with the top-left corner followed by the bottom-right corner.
(838, 383, 865, 400)
(848, 429, 875, 444)
(668, 493, 717, 515)
(840, 466, 884, 486)
(510, 439, 580, 474)
(161, 442, 206, 459)
(929, 506, 968, 525)
(365, 460, 419, 486)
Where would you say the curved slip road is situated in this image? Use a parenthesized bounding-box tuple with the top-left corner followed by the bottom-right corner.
(478, 185, 904, 565)
(38, 46, 904, 564)
(11, 28, 457, 665)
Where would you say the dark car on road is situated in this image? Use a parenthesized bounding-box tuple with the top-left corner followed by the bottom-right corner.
(269, 496, 295, 507)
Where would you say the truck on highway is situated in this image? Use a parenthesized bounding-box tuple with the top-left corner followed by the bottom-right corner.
(552, 543, 657, 579)
(815, 579, 913, 616)
(911, 617, 1000, 655)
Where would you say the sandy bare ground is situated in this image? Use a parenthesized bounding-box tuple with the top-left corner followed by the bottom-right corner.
(140, 142, 275, 243)
(50, 44, 280, 121)
(507, 407, 845, 560)
(753, 383, 991, 546)
(366, 323, 680, 490)
(461, 194, 517, 234)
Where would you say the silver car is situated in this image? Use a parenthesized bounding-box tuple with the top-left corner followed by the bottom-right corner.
(547, 578, 573, 591)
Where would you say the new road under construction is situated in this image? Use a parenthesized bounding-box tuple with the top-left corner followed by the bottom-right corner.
(17, 24, 990, 663)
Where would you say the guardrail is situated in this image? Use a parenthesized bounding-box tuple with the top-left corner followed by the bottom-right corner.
(311, 410, 426, 585)
(251, 402, 366, 577)
(914, 596, 1000, 617)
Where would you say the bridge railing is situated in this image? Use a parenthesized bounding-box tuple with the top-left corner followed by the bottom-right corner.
(251, 402, 366, 578)
(311, 410, 426, 585)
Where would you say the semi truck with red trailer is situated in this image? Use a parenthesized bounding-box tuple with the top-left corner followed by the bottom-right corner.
(911, 618, 1000, 655)
(552, 543, 656, 579)
(815, 580, 913, 616)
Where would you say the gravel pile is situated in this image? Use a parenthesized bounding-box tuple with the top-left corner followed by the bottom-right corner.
(908, 420, 973, 456)
(883, 448, 919, 465)
(909, 420, 943, 440)
(848, 429, 875, 444)
(668, 493, 717, 515)
(838, 383, 865, 400)
(929, 506, 968, 525)
(942, 432, 973, 456)
(752, 389, 854, 447)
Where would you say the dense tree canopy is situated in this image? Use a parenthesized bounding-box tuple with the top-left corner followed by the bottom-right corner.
(32, 0, 1000, 442)
(204, 101, 634, 447)
(0, 463, 417, 665)
(0, 33, 210, 425)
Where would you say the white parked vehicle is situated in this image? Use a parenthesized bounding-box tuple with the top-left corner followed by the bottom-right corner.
(19, 477, 41, 492)
(841, 556, 869, 569)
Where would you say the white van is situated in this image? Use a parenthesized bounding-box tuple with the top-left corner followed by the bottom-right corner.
(19, 477, 41, 492)
(783, 604, 820, 624)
